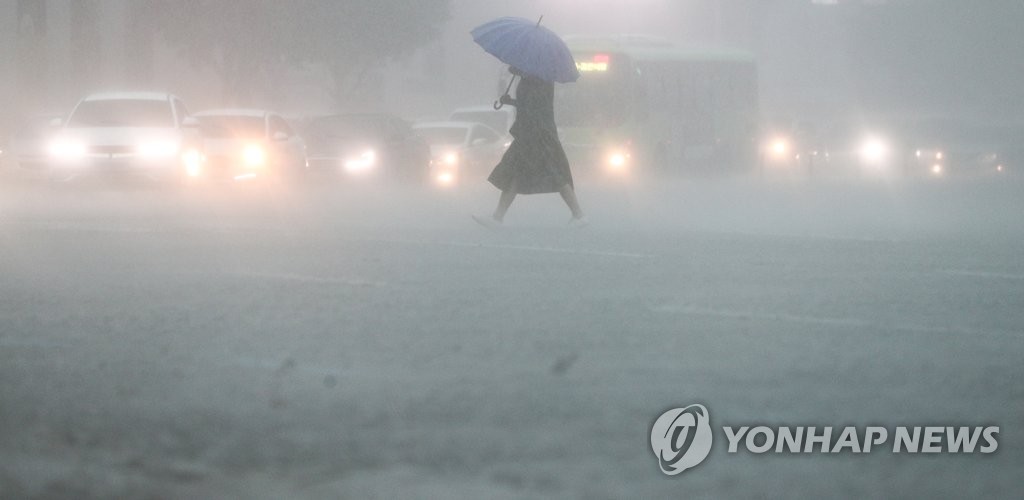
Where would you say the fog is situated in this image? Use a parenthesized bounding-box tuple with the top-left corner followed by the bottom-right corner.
(1, 1, 1023, 498)
(6, 1, 1024, 119)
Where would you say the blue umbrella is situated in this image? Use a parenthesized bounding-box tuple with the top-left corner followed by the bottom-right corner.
(471, 17, 580, 85)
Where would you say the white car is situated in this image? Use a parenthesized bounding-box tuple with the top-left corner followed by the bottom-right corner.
(449, 106, 515, 139)
(412, 121, 508, 186)
(194, 109, 307, 182)
(47, 92, 203, 182)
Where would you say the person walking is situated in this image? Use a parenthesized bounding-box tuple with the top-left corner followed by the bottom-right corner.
(474, 66, 586, 228)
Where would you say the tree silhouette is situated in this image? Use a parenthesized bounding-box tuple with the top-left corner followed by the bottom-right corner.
(70, 0, 101, 92)
(152, 0, 450, 106)
(124, 0, 160, 87)
(285, 0, 450, 105)
(15, 0, 48, 112)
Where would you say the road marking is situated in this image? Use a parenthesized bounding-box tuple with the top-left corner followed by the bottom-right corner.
(6, 221, 164, 233)
(368, 237, 654, 259)
(651, 304, 1022, 337)
(230, 271, 386, 287)
(0, 333, 86, 349)
(941, 269, 1024, 281)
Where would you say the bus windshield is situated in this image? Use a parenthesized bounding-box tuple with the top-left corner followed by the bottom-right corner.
(556, 53, 631, 128)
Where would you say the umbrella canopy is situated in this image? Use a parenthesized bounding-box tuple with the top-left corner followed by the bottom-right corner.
(471, 17, 580, 84)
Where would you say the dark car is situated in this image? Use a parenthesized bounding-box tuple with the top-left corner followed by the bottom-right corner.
(759, 120, 826, 176)
(301, 113, 430, 182)
(886, 118, 1018, 179)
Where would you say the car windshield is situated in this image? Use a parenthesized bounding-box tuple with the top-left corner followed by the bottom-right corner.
(67, 99, 175, 128)
(414, 127, 468, 146)
(304, 116, 385, 140)
(449, 111, 508, 135)
(198, 116, 265, 138)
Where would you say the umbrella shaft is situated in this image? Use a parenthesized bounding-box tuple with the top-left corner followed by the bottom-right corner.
(494, 74, 518, 110)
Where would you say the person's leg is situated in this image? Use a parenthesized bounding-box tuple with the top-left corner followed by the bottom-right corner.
(493, 177, 519, 222)
(559, 184, 585, 219)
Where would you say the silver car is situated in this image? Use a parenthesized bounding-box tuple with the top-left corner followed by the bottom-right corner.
(413, 121, 509, 187)
(47, 92, 204, 183)
(194, 109, 307, 183)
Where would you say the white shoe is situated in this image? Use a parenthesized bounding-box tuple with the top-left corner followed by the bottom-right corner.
(567, 215, 590, 229)
(472, 214, 503, 229)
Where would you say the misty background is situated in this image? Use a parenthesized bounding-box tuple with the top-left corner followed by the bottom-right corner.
(2, 0, 1023, 126)
(3, 2, 1024, 498)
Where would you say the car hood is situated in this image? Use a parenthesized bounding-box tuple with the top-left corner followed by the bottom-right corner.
(305, 137, 381, 156)
(57, 126, 184, 146)
(427, 144, 465, 157)
(202, 137, 266, 155)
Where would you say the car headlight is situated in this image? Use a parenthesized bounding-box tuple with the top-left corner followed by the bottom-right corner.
(48, 138, 86, 158)
(182, 148, 204, 177)
(440, 151, 459, 167)
(344, 149, 377, 173)
(435, 170, 456, 186)
(137, 140, 180, 157)
(859, 137, 890, 166)
(242, 144, 266, 167)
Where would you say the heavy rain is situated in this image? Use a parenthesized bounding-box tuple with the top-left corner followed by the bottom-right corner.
(1, 1, 1022, 498)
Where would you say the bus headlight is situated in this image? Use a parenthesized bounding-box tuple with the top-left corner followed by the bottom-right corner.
(607, 150, 630, 171)
(770, 138, 790, 159)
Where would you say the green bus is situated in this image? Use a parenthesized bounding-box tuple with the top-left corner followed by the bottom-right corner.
(555, 36, 759, 178)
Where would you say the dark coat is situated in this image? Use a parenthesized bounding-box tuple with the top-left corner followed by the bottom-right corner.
(487, 75, 574, 194)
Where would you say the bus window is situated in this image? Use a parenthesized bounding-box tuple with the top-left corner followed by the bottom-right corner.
(556, 54, 631, 128)
(633, 69, 650, 122)
(555, 41, 758, 173)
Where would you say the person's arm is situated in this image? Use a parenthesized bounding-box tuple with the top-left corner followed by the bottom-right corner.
(499, 94, 518, 107)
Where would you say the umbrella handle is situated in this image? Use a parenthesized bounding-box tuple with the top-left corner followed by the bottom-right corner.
(494, 75, 518, 110)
